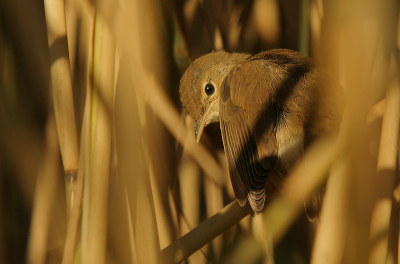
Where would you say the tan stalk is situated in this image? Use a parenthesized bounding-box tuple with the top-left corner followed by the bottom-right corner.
(62, 2, 96, 262)
(204, 172, 224, 260)
(44, 0, 79, 215)
(26, 115, 60, 264)
(62, 44, 93, 264)
(179, 156, 202, 263)
(311, 156, 350, 264)
(61, 114, 87, 264)
(81, 16, 115, 264)
(161, 201, 253, 264)
(369, 65, 400, 264)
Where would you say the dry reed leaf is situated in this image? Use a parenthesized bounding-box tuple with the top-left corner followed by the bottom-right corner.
(107, 157, 135, 264)
(150, 166, 176, 251)
(114, 56, 161, 264)
(151, 178, 177, 251)
(148, 125, 178, 251)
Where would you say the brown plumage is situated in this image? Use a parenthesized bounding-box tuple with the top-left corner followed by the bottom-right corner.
(179, 49, 342, 215)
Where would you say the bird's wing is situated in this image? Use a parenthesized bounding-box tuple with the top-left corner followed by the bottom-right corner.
(219, 59, 282, 213)
(220, 50, 342, 216)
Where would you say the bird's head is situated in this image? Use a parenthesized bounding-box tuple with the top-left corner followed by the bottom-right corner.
(179, 51, 250, 142)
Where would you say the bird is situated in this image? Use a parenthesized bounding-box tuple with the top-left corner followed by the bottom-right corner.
(179, 49, 342, 216)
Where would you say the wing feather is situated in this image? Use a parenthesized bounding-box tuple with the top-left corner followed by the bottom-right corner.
(220, 92, 275, 212)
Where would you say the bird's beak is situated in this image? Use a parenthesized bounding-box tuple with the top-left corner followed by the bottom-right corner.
(195, 117, 207, 143)
(194, 100, 219, 143)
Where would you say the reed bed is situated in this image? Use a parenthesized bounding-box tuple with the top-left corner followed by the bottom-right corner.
(0, 0, 399, 263)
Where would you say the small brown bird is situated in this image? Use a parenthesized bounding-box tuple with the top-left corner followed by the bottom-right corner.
(179, 49, 342, 215)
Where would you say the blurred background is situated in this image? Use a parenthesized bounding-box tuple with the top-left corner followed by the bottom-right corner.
(0, 0, 399, 263)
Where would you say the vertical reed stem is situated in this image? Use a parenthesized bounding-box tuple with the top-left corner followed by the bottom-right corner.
(44, 0, 79, 215)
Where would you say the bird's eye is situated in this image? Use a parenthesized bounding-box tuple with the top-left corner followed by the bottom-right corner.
(205, 83, 215, 96)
